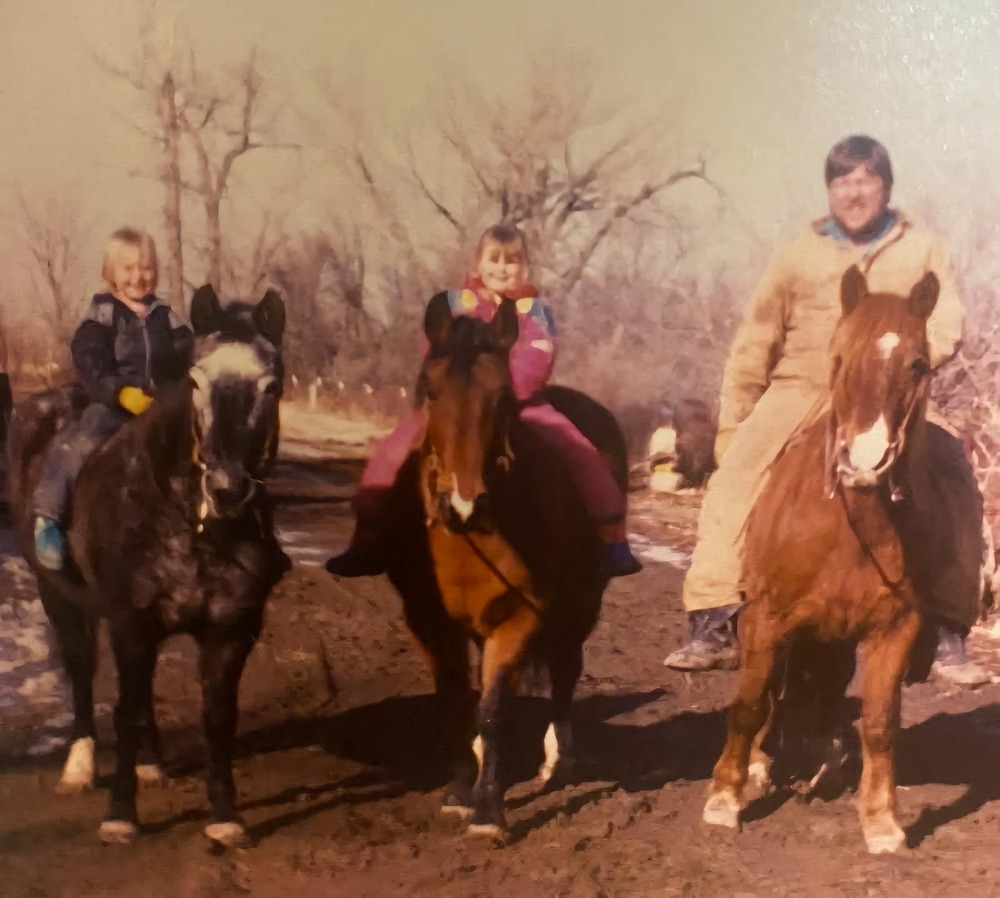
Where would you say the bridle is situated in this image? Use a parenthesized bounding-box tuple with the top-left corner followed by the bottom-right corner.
(824, 366, 931, 600)
(824, 372, 930, 501)
(189, 388, 275, 534)
(421, 393, 542, 607)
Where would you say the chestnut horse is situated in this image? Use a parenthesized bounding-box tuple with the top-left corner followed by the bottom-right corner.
(703, 267, 986, 853)
(383, 293, 622, 839)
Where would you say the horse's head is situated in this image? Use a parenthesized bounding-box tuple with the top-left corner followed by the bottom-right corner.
(188, 284, 286, 519)
(420, 293, 518, 531)
(827, 266, 938, 491)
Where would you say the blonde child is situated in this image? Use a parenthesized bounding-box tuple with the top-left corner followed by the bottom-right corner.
(327, 223, 641, 579)
(32, 228, 194, 570)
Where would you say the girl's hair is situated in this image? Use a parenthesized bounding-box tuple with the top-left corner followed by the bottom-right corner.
(824, 135, 894, 192)
(474, 223, 530, 265)
(101, 227, 159, 291)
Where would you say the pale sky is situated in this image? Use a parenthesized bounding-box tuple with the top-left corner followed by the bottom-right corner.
(4, 0, 1000, 317)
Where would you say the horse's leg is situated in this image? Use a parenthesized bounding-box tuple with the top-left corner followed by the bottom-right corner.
(37, 582, 98, 794)
(704, 600, 777, 828)
(537, 636, 583, 785)
(468, 599, 539, 838)
(98, 618, 159, 844)
(747, 689, 775, 795)
(806, 640, 856, 794)
(403, 601, 477, 814)
(198, 625, 258, 849)
(857, 614, 919, 854)
(135, 701, 168, 787)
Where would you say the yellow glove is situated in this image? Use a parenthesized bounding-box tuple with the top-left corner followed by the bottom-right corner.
(119, 386, 154, 416)
(714, 428, 735, 465)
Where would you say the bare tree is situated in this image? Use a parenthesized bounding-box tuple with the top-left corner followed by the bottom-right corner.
(220, 208, 291, 300)
(263, 228, 371, 382)
(398, 57, 720, 296)
(100, 10, 299, 304)
(16, 191, 91, 343)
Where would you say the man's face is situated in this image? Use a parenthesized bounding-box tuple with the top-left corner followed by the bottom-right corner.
(827, 164, 889, 238)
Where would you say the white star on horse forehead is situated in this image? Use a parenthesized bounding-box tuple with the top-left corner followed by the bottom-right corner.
(876, 331, 900, 359)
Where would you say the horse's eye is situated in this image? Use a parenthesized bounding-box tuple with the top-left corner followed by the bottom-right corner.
(911, 359, 930, 380)
(425, 389, 440, 402)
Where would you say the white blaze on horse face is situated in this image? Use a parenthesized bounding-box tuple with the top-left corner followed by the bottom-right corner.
(848, 414, 891, 473)
(197, 342, 269, 382)
(450, 490, 475, 521)
(876, 331, 900, 360)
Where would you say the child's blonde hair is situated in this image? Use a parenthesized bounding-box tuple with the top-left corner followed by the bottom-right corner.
(474, 223, 530, 267)
(101, 227, 159, 292)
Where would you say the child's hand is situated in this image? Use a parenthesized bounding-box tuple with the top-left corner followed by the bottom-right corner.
(119, 386, 154, 415)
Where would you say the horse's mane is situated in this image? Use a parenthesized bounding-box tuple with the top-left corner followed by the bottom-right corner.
(76, 379, 198, 507)
(427, 315, 503, 372)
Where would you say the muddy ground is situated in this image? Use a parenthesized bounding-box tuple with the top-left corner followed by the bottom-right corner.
(3, 408, 1000, 897)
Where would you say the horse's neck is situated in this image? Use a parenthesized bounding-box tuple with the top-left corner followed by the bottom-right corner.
(138, 391, 200, 485)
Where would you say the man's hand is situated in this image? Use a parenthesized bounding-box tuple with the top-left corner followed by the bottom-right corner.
(714, 428, 735, 465)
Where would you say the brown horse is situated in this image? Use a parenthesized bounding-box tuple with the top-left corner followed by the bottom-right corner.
(380, 293, 621, 839)
(703, 267, 986, 854)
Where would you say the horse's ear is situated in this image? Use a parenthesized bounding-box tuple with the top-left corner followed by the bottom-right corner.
(253, 289, 286, 346)
(424, 292, 454, 349)
(908, 271, 940, 320)
(841, 266, 868, 317)
(190, 284, 224, 336)
(492, 298, 520, 351)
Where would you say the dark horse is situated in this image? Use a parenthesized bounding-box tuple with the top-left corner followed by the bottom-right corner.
(7, 285, 288, 847)
(378, 294, 624, 839)
(703, 268, 986, 853)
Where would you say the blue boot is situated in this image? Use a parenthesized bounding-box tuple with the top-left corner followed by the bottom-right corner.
(33, 516, 66, 571)
(600, 541, 643, 578)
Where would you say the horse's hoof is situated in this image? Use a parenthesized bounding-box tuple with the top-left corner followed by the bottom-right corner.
(57, 736, 96, 794)
(747, 760, 771, 792)
(56, 777, 94, 795)
(135, 764, 171, 788)
(441, 802, 473, 819)
(98, 819, 139, 844)
(702, 790, 741, 829)
(466, 822, 506, 843)
(204, 821, 249, 849)
(467, 803, 507, 841)
(537, 722, 576, 786)
(537, 757, 576, 787)
(862, 818, 905, 854)
(440, 787, 474, 818)
(441, 779, 474, 817)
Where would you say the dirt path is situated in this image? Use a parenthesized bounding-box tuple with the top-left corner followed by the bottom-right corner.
(3, 418, 1000, 896)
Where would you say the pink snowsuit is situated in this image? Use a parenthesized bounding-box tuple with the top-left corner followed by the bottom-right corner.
(358, 280, 626, 537)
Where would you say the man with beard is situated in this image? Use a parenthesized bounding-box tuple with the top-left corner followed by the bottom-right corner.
(664, 134, 988, 686)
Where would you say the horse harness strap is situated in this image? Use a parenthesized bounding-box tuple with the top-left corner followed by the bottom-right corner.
(456, 529, 542, 614)
(836, 483, 907, 600)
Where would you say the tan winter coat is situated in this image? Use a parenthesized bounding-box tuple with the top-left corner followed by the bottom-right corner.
(718, 210, 963, 443)
(682, 211, 965, 613)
